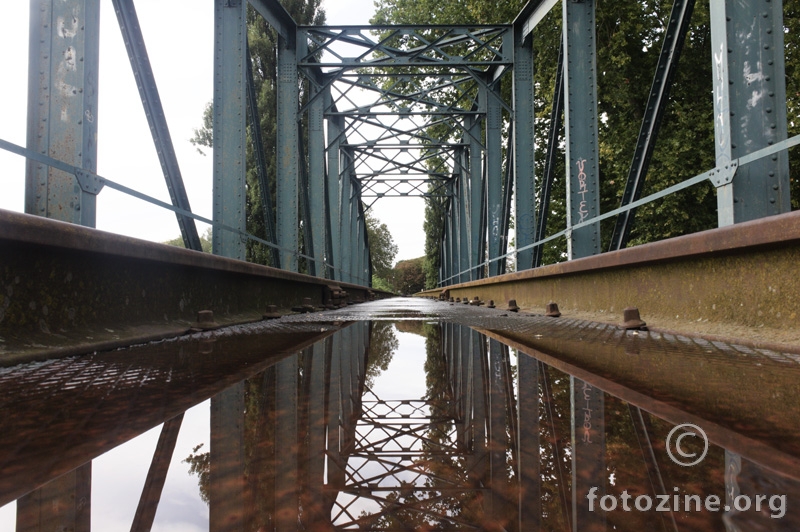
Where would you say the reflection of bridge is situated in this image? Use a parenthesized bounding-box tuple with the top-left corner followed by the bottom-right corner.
(3, 0, 800, 529)
(4, 300, 800, 530)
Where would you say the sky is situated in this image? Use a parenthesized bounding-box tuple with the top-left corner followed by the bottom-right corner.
(0, 0, 426, 264)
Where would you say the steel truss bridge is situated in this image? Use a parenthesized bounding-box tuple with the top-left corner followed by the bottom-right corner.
(3, 0, 800, 530)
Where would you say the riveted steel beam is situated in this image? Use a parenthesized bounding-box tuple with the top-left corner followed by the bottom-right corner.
(308, 84, 327, 277)
(485, 84, 504, 277)
(277, 32, 300, 271)
(710, 0, 790, 226)
(26, 0, 100, 228)
(213, 0, 247, 260)
(420, 209, 800, 347)
(563, 0, 601, 259)
(0, 209, 385, 364)
(513, 27, 536, 271)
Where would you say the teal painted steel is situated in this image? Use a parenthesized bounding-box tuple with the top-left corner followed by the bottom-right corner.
(457, 151, 470, 284)
(212, 0, 247, 260)
(711, 0, 790, 226)
(485, 86, 504, 276)
(246, 39, 280, 267)
(339, 152, 353, 283)
(468, 116, 484, 281)
(326, 103, 343, 281)
(513, 28, 536, 272)
(26, 0, 100, 228)
(112, 0, 202, 251)
(308, 85, 327, 277)
(277, 34, 299, 271)
(563, 0, 600, 259)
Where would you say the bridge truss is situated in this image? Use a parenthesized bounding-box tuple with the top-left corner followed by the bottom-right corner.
(2, 0, 797, 286)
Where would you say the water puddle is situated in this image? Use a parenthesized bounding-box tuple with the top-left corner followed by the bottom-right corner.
(1, 312, 799, 530)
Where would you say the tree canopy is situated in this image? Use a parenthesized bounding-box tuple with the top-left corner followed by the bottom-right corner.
(365, 210, 399, 285)
(375, 0, 800, 283)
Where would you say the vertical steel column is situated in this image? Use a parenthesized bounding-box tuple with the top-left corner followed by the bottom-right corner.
(26, 0, 100, 227)
(513, 29, 536, 271)
(16, 463, 91, 532)
(457, 325, 471, 448)
(277, 32, 300, 271)
(563, 0, 601, 259)
(487, 339, 507, 521)
(457, 149, 471, 283)
(308, 86, 327, 278)
(326, 333, 345, 494)
(112, 0, 202, 251)
(304, 342, 328, 528)
(570, 377, 605, 532)
(444, 204, 453, 286)
(348, 178, 360, 284)
(517, 355, 540, 530)
(339, 152, 353, 283)
(275, 356, 299, 531)
(468, 331, 488, 485)
(485, 84, 504, 277)
(710, 0, 790, 226)
(326, 103, 343, 281)
(468, 116, 485, 280)
(212, 0, 247, 260)
(210, 385, 246, 531)
(451, 178, 463, 284)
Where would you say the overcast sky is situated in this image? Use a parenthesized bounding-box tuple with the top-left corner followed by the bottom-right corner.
(0, 0, 426, 263)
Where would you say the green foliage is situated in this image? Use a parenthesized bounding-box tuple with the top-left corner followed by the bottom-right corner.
(371, 275, 393, 292)
(163, 227, 213, 253)
(390, 256, 426, 295)
(183, 444, 210, 504)
(365, 322, 399, 389)
(365, 210, 399, 284)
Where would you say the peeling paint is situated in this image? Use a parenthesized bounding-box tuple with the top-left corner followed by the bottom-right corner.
(56, 15, 79, 39)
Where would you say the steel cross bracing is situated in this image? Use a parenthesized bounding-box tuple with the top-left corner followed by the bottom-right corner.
(299, 23, 512, 207)
(328, 325, 519, 530)
(7, 0, 797, 291)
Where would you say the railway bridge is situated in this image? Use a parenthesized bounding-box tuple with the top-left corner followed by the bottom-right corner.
(2, 0, 800, 530)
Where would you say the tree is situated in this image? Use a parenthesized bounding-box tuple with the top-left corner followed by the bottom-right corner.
(365, 210, 399, 284)
(390, 257, 425, 295)
(164, 227, 212, 253)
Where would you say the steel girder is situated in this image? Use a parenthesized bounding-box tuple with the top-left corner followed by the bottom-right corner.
(26, 0, 100, 228)
(213, 0, 247, 260)
(112, 0, 203, 251)
(710, 0, 791, 226)
(563, 0, 601, 261)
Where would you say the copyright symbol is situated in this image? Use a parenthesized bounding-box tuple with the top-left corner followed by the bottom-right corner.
(666, 423, 709, 467)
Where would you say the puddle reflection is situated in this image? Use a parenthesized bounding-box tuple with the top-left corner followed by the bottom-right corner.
(1, 320, 798, 530)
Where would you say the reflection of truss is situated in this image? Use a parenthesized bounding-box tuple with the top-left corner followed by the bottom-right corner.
(299, 25, 512, 202)
(329, 388, 486, 530)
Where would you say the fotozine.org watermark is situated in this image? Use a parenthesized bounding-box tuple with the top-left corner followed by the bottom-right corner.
(586, 422, 787, 519)
(587, 487, 787, 519)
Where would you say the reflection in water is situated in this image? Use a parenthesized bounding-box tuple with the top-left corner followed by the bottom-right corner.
(1, 317, 799, 530)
